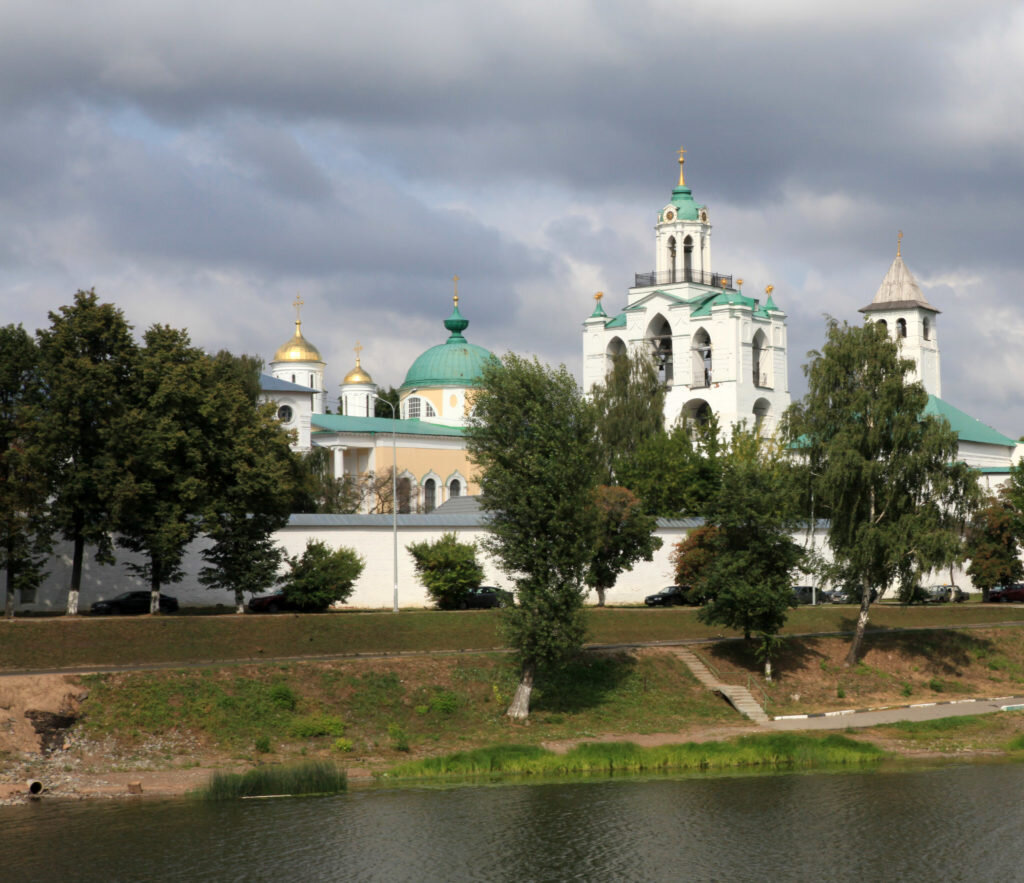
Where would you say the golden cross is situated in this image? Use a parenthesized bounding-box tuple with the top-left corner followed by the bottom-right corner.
(453, 274, 460, 307)
(293, 293, 304, 321)
(897, 230, 903, 257)
(594, 291, 604, 302)
(677, 146, 686, 186)
(354, 341, 363, 362)
(765, 284, 774, 295)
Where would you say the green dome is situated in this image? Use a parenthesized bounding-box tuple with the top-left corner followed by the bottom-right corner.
(401, 302, 495, 389)
(667, 185, 702, 221)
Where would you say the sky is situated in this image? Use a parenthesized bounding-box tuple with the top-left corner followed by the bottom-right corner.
(2, 1, 1023, 434)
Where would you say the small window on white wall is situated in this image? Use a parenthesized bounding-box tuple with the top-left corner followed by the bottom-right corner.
(449, 479, 461, 498)
(405, 396, 436, 419)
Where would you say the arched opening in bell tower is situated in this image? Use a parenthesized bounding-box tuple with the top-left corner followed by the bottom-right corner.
(683, 235, 694, 281)
(691, 328, 712, 388)
(682, 398, 712, 427)
(606, 336, 626, 375)
(896, 318, 907, 338)
(646, 315, 673, 385)
(667, 236, 677, 282)
(752, 329, 769, 387)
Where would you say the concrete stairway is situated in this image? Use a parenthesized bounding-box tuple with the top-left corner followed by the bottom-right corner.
(673, 648, 770, 724)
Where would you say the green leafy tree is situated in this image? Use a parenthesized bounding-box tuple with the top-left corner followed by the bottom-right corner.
(670, 525, 720, 604)
(374, 386, 401, 419)
(280, 540, 364, 611)
(466, 354, 598, 720)
(199, 352, 303, 613)
(618, 417, 724, 517)
(37, 291, 136, 615)
(591, 352, 665, 485)
(111, 326, 209, 612)
(0, 325, 52, 619)
(296, 447, 366, 514)
(695, 430, 804, 679)
(407, 532, 485, 609)
(967, 493, 1023, 601)
(586, 485, 662, 606)
(785, 319, 979, 666)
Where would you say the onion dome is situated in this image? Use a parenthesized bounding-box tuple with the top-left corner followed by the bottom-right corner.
(343, 343, 374, 384)
(401, 295, 494, 389)
(273, 295, 324, 363)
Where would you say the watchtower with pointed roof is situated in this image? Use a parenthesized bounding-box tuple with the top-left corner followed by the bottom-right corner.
(582, 150, 790, 434)
(858, 234, 941, 396)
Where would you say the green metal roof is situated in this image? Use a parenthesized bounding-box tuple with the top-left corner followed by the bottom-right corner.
(311, 415, 464, 437)
(689, 289, 758, 318)
(665, 185, 704, 221)
(923, 395, 1016, 447)
(604, 312, 626, 329)
(401, 303, 495, 390)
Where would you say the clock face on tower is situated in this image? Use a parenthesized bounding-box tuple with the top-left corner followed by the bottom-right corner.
(665, 210, 675, 221)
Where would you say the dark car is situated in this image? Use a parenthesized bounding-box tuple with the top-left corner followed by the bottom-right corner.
(247, 592, 298, 613)
(456, 586, 512, 609)
(824, 586, 879, 604)
(792, 585, 826, 605)
(644, 585, 691, 607)
(990, 584, 1024, 603)
(90, 591, 179, 615)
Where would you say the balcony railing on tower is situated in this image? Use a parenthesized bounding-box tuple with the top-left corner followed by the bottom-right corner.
(633, 269, 734, 289)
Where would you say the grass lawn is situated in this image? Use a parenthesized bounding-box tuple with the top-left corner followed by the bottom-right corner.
(4, 603, 1024, 672)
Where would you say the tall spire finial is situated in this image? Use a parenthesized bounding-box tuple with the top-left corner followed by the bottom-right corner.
(453, 274, 460, 308)
(354, 340, 363, 366)
(594, 291, 604, 302)
(292, 293, 304, 331)
(677, 147, 686, 186)
(765, 284, 774, 295)
(897, 230, 903, 257)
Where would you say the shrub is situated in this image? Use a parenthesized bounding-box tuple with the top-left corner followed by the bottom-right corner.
(333, 737, 354, 752)
(429, 690, 460, 715)
(407, 533, 484, 609)
(268, 683, 298, 711)
(280, 540, 364, 611)
(254, 736, 272, 754)
(289, 714, 346, 738)
(388, 723, 410, 752)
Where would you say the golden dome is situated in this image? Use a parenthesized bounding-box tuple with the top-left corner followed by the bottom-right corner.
(342, 343, 373, 385)
(273, 320, 323, 363)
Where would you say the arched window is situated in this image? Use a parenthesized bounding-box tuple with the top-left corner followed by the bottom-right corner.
(923, 317, 930, 341)
(753, 398, 771, 432)
(683, 235, 694, 281)
(682, 399, 712, 427)
(449, 479, 461, 498)
(277, 405, 293, 423)
(646, 315, 673, 385)
(423, 478, 436, 513)
(752, 329, 768, 387)
(291, 374, 296, 383)
(605, 337, 626, 375)
(691, 328, 712, 388)
(876, 319, 887, 333)
(896, 318, 907, 338)
(667, 236, 677, 281)
(404, 396, 437, 419)
(397, 477, 412, 514)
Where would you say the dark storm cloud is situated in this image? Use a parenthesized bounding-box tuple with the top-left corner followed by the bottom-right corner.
(0, 0, 1021, 427)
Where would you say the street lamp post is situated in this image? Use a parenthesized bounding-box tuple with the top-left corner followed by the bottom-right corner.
(373, 395, 399, 613)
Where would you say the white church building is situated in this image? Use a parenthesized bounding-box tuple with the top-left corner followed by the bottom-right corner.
(582, 151, 790, 434)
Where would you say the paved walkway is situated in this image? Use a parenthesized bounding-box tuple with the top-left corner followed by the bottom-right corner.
(766, 695, 1024, 730)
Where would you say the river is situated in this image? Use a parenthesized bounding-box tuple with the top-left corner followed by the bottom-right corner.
(2, 763, 1020, 881)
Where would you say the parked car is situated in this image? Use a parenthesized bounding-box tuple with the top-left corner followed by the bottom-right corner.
(90, 591, 179, 615)
(990, 584, 1024, 603)
(248, 592, 299, 613)
(456, 586, 512, 609)
(922, 585, 952, 603)
(644, 585, 691, 607)
(792, 585, 826, 605)
(951, 586, 970, 603)
(824, 586, 879, 604)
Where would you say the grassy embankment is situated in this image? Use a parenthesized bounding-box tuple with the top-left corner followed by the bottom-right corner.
(385, 733, 883, 779)
(5, 603, 1024, 671)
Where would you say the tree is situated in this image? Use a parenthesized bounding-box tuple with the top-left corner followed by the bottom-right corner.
(695, 430, 804, 679)
(198, 352, 303, 613)
(617, 417, 724, 517)
(407, 532, 484, 609)
(280, 540, 364, 611)
(374, 386, 401, 419)
(591, 352, 665, 485)
(586, 485, 661, 606)
(465, 353, 598, 720)
(671, 525, 720, 604)
(967, 493, 1023, 601)
(36, 291, 136, 615)
(111, 326, 210, 613)
(785, 319, 979, 666)
(0, 325, 51, 619)
(296, 447, 366, 514)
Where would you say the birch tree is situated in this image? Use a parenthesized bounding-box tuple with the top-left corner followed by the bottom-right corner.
(786, 319, 978, 666)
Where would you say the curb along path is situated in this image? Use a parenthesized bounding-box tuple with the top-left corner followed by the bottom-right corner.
(673, 648, 770, 724)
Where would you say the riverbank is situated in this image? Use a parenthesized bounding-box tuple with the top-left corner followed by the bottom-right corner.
(4, 629, 1024, 805)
